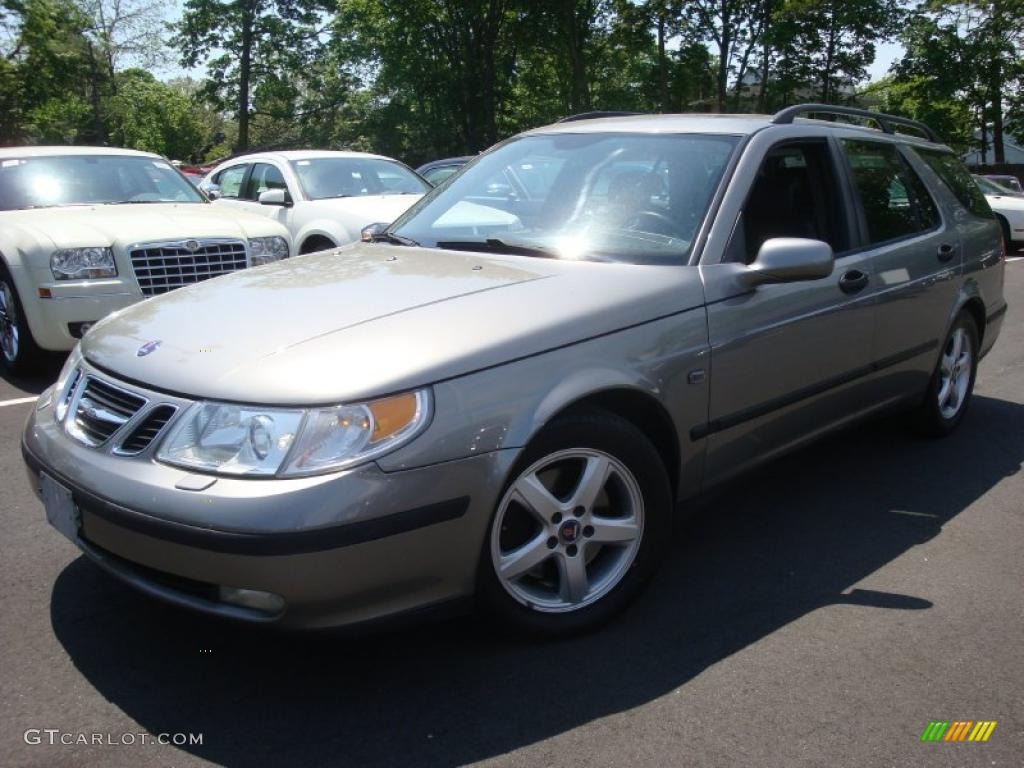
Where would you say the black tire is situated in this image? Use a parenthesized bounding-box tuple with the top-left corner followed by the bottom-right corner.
(477, 408, 672, 637)
(911, 312, 979, 437)
(0, 263, 43, 375)
(300, 236, 336, 254)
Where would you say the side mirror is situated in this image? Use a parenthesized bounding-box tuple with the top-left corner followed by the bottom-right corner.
(199, 182, 221, 200)
(258, 188, 290, 206)
(743, 237, 834, 288)
(360, 222, 390, 242)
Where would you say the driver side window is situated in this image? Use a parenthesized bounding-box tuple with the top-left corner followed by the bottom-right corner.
(730, 140, 848, 264)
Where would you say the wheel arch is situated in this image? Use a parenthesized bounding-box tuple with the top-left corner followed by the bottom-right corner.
(529, 384, 682, 502)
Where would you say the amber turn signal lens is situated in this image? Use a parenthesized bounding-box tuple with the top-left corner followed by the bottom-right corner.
(368, 393, 419, 443)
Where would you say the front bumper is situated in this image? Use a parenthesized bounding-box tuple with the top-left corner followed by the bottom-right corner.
(23, 400, 516, 629)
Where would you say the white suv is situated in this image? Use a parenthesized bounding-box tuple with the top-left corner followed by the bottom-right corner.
(201, 150, 429, 254)
(0, 147, 293, 372)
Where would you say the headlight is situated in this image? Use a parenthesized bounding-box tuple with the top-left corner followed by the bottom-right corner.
(50, 247, 116, 279)
(53, 345, 82, 422)
(249, 236, 289, 265)
(157, 389, 430, 477)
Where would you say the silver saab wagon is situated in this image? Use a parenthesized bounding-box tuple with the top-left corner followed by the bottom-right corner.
(23, 105, 1007, 635)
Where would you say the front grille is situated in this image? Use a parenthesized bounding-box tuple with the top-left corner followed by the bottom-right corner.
(129, 240, 247, 296)
(70, 376, 146, 446)
(117, 405, 177, 454)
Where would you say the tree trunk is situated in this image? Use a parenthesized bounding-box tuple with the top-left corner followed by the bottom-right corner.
(237, 1, 254, 152)
(716, 0, 731, 112)
(821, 13, 836, 103)
(990, 0, 1005, 163)
(657, 12, 667, 112)
(757, 0, 773, 112)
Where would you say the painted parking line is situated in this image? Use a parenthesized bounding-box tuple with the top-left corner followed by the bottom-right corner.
(1007, 256, 1023, 263)
(0, 395, 38, 408)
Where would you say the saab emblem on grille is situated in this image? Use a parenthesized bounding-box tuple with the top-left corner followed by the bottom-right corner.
(184, 239, 200, 252)
(136, 340, 162, 357)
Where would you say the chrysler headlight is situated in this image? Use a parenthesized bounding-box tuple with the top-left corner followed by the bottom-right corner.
(249, 236, 289, 265)
(157, 390, 430, 477)
(50, 247, 116, 279)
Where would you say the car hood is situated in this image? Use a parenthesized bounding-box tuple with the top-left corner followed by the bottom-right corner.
(2, 203, 287, 251)
(82, 244, 705, 404)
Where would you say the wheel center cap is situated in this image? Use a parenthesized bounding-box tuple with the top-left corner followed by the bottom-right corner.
(559, 519, 581, 543)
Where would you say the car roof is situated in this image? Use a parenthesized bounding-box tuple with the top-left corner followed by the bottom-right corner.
(223, 150, 395, 164)
(0, 146, 161, 159)
(525, 113, 948, 148)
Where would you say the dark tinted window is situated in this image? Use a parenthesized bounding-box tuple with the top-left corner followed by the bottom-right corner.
(735, 141, 848, 263)
(912, 148, 993, 218)
(244, 163, 287, 200)
(841, 140, 940, 245)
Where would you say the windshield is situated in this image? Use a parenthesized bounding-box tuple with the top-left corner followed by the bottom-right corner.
(0, 155, 204, 210)
(391, 132, 739, 265)
(290, 157, 429, 200)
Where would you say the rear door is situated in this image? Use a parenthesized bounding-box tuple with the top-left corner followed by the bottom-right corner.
(837, 138, 958, 400)
(698, 133, 876, 487)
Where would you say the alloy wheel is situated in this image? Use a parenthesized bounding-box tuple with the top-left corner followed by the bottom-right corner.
(490, 448, 644, 613)
(938, 326, 972, 420)
(0, 280, 20, 364)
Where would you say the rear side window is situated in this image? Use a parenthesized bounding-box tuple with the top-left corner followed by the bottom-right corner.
(214, 165, 247, 199)
(911, 148, 993, 218)
(840, 139, 940, 245)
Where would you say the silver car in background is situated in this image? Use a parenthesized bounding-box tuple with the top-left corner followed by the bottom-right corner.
(23, 105, 1007, 635)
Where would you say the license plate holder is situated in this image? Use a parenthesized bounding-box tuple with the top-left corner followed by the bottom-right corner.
(41, 472, 80, 543)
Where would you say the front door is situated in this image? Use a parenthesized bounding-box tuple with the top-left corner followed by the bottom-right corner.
(699, 137, 876, 487)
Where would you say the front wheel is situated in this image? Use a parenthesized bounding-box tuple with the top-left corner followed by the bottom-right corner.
(911, 313, 979, 437)
(478, 409, 672, 637)
(0, 265, 42, 374)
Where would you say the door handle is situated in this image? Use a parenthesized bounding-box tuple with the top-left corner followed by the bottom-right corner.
(937, 243, 957, 262)
(839, 269, 869, 294)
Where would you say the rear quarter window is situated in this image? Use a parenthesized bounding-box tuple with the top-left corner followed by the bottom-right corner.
(910, 148, 993, 218)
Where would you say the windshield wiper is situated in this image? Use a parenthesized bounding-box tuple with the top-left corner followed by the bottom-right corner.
(435, 238, 559, 259)
(368, 231, 420, 246)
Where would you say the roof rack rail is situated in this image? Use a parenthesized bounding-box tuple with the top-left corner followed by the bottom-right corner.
(770, 103, 939, 143)
(558, 111, 641, 123)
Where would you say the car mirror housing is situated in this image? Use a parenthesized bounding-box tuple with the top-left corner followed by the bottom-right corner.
(743, 237, 834, 287)
(259, 188, 291, 207)
(199, 182, 221, 200)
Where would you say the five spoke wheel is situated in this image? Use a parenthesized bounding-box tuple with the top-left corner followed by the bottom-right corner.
(491, 448, 644, 613)
(937, 326, 972, 420)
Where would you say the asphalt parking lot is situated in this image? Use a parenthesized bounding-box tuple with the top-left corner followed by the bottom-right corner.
(1, 253, 1022, 768)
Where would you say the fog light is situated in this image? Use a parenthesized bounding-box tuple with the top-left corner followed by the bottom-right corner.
(218, 586, 285, 614)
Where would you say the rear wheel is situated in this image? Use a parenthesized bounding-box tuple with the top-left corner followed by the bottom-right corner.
(911, 312, 979, 437)
(0, 265, 42, 374)
(478, 409, 672, 637)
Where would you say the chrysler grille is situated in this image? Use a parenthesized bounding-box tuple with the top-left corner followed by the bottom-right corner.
(129, 240, 247, 296)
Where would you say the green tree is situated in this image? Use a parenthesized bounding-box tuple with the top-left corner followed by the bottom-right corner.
(105, 68, 205, 158)
(173, 0, 330, 151)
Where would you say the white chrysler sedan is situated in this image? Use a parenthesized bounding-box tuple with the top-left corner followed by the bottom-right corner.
(201, 151, 430, 254)
(975, 174, 1024, 247)
(0, 147, 293, 372)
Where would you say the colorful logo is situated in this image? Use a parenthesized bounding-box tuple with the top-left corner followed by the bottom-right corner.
(921, 721, 997, 742)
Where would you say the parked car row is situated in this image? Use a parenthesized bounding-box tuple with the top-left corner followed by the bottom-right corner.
(0, 147, 428, 372)
(20, 105, 1007, 636)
